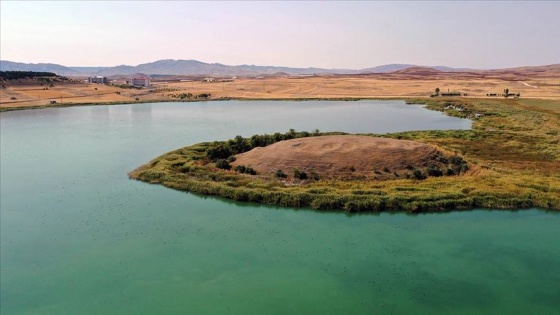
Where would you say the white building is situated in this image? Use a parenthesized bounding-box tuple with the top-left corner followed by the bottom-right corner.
(129, 77, 151, 87)
(88, 76, 108, 84)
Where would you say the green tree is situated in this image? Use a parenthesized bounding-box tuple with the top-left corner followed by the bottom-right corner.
(229, 135, 251, 154)
(285, 129, 297, 140)
(207, 142, 233, 160)
(435, 87, 440, 95)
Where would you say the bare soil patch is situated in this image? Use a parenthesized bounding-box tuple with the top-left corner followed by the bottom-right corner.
(231, 135, 460, 179)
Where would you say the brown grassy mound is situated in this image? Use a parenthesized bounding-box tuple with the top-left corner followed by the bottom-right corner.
(231, 135, 464, 180)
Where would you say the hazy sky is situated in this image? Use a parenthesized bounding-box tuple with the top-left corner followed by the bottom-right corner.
(1, 1, 559, 69)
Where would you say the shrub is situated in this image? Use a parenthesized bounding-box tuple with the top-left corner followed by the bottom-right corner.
(413, 170, 426, 180)
(215, 159, 231, 170)
(275, 169, 287, 178)
(294, 168, 308, 180)
(235, 165, 257, 175)
(427, 167, 443, 177)
(450, 156, 465, 165)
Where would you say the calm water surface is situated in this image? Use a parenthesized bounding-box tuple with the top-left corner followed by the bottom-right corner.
(1, 100, 558, 314)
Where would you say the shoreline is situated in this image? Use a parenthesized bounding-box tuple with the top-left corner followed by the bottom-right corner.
(0, 96, 412, 112)
(2, 95, 550, 113)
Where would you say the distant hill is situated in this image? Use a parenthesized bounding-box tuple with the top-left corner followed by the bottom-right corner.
(0, 59, 355, 77)
(393, 67, 444, 75)
(484, 64, 560, 77)
(360, 64, 472, 74)
(1, 59, 558, 78)
(360, 64, 418, 73)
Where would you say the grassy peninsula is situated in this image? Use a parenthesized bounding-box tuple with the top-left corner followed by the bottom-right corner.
(129, 98, 560, 212)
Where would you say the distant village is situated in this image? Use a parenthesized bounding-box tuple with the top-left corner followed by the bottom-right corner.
(87, 75, 151, 87)
(87, 75, 238, 87)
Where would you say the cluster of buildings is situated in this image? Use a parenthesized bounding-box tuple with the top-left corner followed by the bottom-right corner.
(88, 76, 151, 87)
(203, 77, 236, 83)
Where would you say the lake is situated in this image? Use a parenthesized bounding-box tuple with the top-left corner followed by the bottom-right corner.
(1, 100, 558, 314)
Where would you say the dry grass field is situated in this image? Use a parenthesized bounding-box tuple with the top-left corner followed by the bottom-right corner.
(1, 66, 559, 110)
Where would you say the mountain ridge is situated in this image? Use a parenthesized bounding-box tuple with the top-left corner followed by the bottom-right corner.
(1, 59, 558, 77)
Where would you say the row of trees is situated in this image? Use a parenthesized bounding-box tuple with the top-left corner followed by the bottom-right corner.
(431, 87, 465, 97)
(485, 89, 520, 98)
(434, 86, 521, 98)
(0, 71, 58, 80)
(207, 129, 323, 162)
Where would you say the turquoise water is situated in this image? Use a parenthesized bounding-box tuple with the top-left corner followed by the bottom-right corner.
(1, 101, 558, 314)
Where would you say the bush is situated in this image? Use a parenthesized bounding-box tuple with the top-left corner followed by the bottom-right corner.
(294, 168, 308, 180)
(275, 169, 287, 178)
(413, 170, 426, 180)
(215, 159, 231, 170)
(235, 165, 257, 175)
(427, 167, 443, 177)
(450, 156, 465, 165)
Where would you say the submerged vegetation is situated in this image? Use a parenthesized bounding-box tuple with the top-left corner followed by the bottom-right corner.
(130, 98, 560, 212)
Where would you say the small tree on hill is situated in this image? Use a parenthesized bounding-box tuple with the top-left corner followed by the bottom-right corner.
(435, 87, 440, 95)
